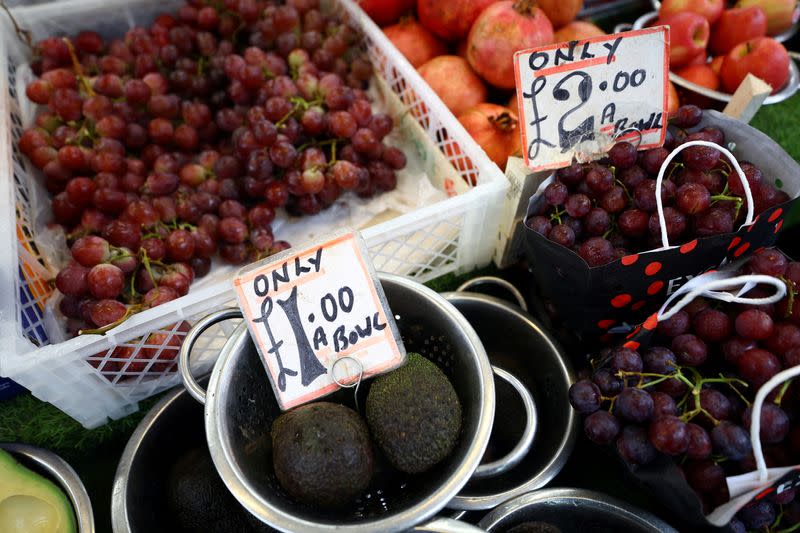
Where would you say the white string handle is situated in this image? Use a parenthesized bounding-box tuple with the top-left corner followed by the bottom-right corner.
(751, 365, 800, 482)
(657, 273, 787, 323)
(655, 140, 755, 249)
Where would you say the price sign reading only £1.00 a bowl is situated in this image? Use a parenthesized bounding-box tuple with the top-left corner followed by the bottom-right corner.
(233, 232, 406, 410)
(513, 27, 670, 172)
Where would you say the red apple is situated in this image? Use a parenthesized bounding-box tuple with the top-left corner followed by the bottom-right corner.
(554, 20, 606, 42)
(736, 0, 797, 36)
(676, 63, 721, 90)
(660, 0, 725, 24)
(667, 80, 681, 114)
(710, 7, 768, 55)
(710, 55, 725, 74)
(720, 36, 790, 93)
(687, 51, 709, 65)
(659, 12, 711, 68)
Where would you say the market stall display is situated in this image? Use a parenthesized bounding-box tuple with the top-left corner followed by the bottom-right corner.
(0, 0, 507, 428)
(2, 0, 800, 532)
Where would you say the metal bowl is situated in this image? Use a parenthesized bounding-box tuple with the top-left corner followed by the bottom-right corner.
(179, 273, 496, 533)
(111, 385, 491, 533)
(111, 384, 205, 532)
(624, 12, 800, 105)
(442, 279, 578, 510)
(0, 442, 94, 533)
(477, 488, 677, 532)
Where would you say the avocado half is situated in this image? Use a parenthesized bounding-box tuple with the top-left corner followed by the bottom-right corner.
(0, 448, 77, 533)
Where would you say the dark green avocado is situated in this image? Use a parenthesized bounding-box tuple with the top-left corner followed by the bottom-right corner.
(365, 352, 462, 474)
(271, 402, 374, 509)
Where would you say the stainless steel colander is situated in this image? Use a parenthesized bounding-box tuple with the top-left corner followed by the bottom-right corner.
(178, 273, 495, 532)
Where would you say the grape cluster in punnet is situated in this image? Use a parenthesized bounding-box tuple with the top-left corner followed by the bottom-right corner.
(570, 248, 800, 530)
(528, 105, 789, 267)
(18, 0, 407, 349)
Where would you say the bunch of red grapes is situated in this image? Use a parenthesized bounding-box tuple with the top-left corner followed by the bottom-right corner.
(17, 0, 407, 337)
(569, 248, 800, 531)
(528, 105, 789, 267)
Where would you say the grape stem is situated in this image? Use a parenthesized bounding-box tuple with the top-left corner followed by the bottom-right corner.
(139, 248, 159, 289)
(710, 187, 743, 219)
(665, 162, 683, 183)
(0, 2, 33, 52)
(548, 208, 564, 225)
(615, 179, 633, 201)
(79, 304, 142, 336)
(62, 37, 95, 97)
(773, 379, 793, 406)
(277, 96, 323, 128)
(779, 276, 796, 319)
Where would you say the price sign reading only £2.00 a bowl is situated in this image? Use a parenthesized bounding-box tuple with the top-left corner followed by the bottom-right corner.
(513, 27, 670, 172)
(233, 232, 405, 410)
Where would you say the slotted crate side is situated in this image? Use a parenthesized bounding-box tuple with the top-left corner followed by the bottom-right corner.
(1, 0, 507, 427)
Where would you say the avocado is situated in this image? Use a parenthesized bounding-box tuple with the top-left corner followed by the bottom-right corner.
(365, 352, 462, 474)
(166, 447, 271, 532)
(0, 448, 76, 533)
(271, 402, 373, 509)
(506, 522, 562, 533)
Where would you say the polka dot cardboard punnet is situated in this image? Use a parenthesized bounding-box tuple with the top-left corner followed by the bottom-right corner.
(522, 110, 800, 340)
(585, 268, 788, 530)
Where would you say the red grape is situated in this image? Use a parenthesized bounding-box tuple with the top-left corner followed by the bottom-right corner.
(87, 263, 125, 299)
(56, 263, 90, 297)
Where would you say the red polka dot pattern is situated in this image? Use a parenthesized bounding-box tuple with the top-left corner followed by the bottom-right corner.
(621, 254, 639, 266)
(643, 314, 658, 331)
(631, 300, 646, 311)
(679, 240, 697, 254)
(611, 294, 632, 308)
(728, 237, 741, 250)
(734, 242, 751, 257)
(775, 220, 784, 233)
(647, 281, 664, 295)
(626, 325, 642, 339)
(597, 319, 616, 329)
(645, 262, 662, 276)
(768, 208, 783, 222)
(624, 340, 640, 350)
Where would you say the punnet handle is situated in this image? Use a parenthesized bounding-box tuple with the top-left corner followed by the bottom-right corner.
(657, 273, 786, 322)
(654, 140, 754, 249)
(751, 365, 800, 482)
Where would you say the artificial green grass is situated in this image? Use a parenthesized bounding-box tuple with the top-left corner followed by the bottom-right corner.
(0, 393, 160, 462)
(750, 93, 800, 163)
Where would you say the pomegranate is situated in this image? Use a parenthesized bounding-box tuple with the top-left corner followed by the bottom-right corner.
(554, 20, 606, 42)
(418, 56, 487, 116)
(458, 103, 522, 170)
(467, 1, 555, 88)
(536, 0, 584, 29)
(417, 0, 500, 40)
(384, 18, 447, 68)
(358, 0, 415, 26)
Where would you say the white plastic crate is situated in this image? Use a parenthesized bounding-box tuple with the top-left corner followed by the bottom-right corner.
(0, 0, 508, 428)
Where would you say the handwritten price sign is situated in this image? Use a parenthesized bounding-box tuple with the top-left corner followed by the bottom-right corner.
(513, 27, 670, 172)
(233, 232, 405, 410)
